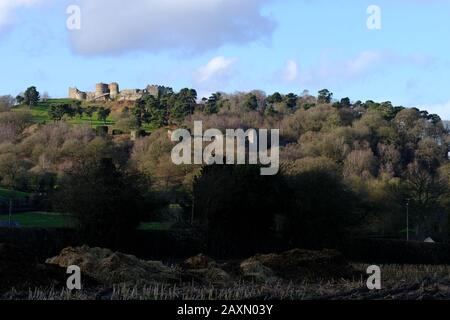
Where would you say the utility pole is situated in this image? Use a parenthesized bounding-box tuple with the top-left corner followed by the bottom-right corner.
(8, 198, 12, 228)
(191, 196, 195, 226)
(406, 199, 410, 242)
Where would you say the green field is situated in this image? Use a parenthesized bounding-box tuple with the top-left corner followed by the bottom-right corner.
(0, 212, 74, 228)
(12, 99, 160, 134)
(0, 188, 29, 200)
(14, 100, 116, 126)
(0, 211, 173, 230)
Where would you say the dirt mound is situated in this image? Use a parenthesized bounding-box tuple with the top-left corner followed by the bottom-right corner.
(241, 249, 355, 282)
(182, 254, 217, 270)
(181, 254, 231, 286)
(0, 243, 67, 293)
(46, 246, 180, 285)
(185, 267, 231, 286)
(240, 259, 277, 283)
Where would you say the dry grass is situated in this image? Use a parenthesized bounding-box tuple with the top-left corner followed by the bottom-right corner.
(353, 264, 450, 284)
(4, 264, 450, 300)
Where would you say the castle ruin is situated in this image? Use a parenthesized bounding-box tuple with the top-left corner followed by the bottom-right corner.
(69, 83, 165, 102)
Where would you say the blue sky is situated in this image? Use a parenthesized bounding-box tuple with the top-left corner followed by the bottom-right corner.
(1, 0, 450, 118)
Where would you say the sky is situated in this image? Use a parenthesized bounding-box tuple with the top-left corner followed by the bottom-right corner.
(1, 0, 450, 118)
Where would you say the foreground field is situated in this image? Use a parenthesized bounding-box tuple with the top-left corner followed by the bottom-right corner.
(4, 264, 450, 300)
(3, 243, 450, 301)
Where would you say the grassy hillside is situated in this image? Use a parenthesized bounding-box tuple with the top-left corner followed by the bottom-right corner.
(15, 99, 116, 126)
(0, 188, 29, 200)
(13, 99, 159, 134)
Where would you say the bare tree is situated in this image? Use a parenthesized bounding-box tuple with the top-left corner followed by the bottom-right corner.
(0, 95, 15, 112)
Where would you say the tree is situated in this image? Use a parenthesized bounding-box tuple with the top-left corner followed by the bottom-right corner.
(131, 129, 197, 190)
(192, 164, 286, 256)
(64, 104, 77, 119)
(48, 103, 79, 121)
(133, 95, 165, 128)
(0, 152, 30, 189)
(73, 102, 84, 119)
(97, 107, 111, 124)
(204, 92, 223, 114)
(343, 149, 377, 179)
(16, 95, 25, 105)
(284, 93, 298, 110)
(85, 106, 98, 125)
(131, 96, 149, 128)
(170, 88, 197, 123)
(116, 116, 139, 132)
(404, 161, 448, 237)
(24, 86, 40, 108)
(281, 167, 361, 248)
(54, 158, 149, 246)
(0, 95, 15, 112)
(49, 104, 68, 121)
(0, 110, 32, 135)
(267, 92, 283, 104)
(333, 97, 351, 109)
(318, 89, 333, 104)
(243, 93, 258, 111)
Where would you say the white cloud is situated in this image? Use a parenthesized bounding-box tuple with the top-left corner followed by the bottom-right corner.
(69, 0, 275, 56)
(0, 0, 44, 31)
(283, 59, 298, 82)
(195, 56, 237, 83)
(300, 51, 385, 85)
(346, 51, 385, 76)
(298, 50, 435, 86)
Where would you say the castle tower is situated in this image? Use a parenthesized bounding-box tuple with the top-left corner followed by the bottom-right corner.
(95, 83, 110, 97)
(146, 85, 160, 98)
(109, 82, 119, 99)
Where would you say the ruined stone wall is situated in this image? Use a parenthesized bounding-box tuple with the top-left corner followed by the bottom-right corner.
(68, 87, 87, 101)
(146, 85, 172, 98)
(88, 94, 94, 101)
(119, 89, 144, 101)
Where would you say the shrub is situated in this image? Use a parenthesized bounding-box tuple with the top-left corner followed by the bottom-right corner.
(95, 126, 109, 136)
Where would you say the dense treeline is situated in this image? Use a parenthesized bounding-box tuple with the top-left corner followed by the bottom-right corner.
(0, 87, 449, 252)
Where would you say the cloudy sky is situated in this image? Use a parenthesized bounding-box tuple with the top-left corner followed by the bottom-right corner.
(1, 0, 450, 118)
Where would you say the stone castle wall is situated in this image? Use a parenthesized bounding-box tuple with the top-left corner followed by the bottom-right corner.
(69, 83, 160, 102)
(119, 89, 144, 101)
(68, 87, 87, 100)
